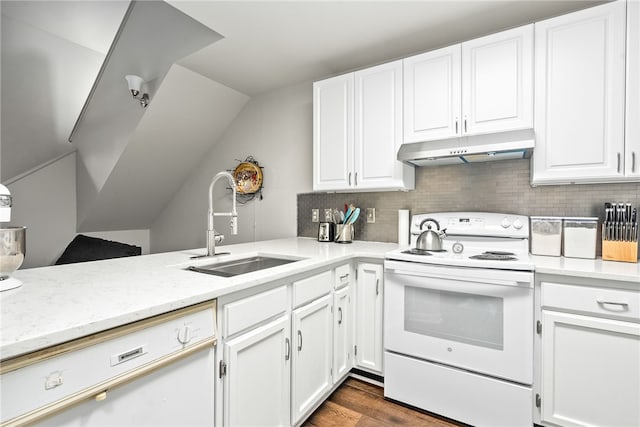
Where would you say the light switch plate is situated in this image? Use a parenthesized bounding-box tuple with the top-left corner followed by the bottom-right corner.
(366, 208, 376, 223)
(311, 209, 319, 222)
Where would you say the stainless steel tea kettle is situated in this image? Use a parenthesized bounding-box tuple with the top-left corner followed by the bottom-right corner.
(416, 218, 447, 251)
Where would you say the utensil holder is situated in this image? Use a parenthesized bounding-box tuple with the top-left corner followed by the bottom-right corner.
(335, 224, 354, 244)
(602, 240, 638, 263)
(602, 223, 638, 263)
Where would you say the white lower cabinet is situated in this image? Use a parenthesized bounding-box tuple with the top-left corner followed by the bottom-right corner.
(333, 284, 352, 383)
(291, 294, 333, 424)
(223, 315, 291, 427)
(537, 279, 640, 427)
(355, 262, 384, 374)
(218, 264, 381, 426)
(540, 311, 640, 427)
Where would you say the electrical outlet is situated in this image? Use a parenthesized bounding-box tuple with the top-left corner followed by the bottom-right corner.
(366, 208, 376, 223)
(311, 209, 319, 222)
(324, 209, 333, 222)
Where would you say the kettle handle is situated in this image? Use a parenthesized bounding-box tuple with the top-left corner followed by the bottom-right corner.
(419, 218, 440, 231)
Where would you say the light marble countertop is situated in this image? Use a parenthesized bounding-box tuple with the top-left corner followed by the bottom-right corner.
(0, 238, 397, 361)
(532, 255, 640, 284)
(2, 237, 638, 361)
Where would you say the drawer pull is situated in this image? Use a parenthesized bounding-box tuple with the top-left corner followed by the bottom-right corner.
(339, 274, 349, 281)
(597, 300, 629, 310)
(298, 330, 303, 351)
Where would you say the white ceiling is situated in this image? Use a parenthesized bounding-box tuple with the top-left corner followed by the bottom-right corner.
(2, 0, 603, 96)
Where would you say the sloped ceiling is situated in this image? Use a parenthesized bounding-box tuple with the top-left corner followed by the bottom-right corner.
(78, 64, 248, 232)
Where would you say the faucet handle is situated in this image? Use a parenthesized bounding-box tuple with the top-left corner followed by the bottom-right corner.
(230, 216, 238, 235)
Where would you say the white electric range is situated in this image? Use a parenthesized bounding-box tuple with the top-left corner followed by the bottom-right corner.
(384, 212, 535, 427)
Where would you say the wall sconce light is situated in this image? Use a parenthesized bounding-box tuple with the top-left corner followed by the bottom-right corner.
(125, 74, 150, 108)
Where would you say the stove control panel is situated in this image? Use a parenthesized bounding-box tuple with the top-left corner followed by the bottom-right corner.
(410, 212, 529, 239)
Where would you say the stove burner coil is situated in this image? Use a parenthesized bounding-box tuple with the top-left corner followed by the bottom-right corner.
(402, 248, 433, 256)
(469, 251, 517, 261)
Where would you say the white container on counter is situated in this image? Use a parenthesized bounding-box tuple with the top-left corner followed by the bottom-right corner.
(398, 209, 410, 249)
(563, 217, 598, 259)
(530, 217, 563, 256)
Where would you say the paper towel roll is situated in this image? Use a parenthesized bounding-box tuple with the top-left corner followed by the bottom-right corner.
(398, 209, 410, 248)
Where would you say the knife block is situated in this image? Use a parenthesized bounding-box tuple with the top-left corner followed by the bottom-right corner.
(602, 240, 638, 263)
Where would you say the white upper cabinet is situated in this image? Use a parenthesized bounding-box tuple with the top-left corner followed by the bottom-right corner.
(531, 1, 627, 184)
(313, 74, 354, 191)
(403, 25, 533, 143)
(313, 61, 414, 192)
(354, 61, 413, 190)
(403, 45, 461, 142)
(462, 25, 533, 135)
(626, 0, 640, 178)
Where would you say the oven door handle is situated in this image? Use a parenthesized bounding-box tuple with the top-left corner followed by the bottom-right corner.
(384, 265, 533, 289)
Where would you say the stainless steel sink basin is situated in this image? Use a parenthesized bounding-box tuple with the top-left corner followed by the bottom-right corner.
(187, 255, 301, 278)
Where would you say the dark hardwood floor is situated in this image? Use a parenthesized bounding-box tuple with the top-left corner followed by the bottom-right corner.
(303, 378, 464, 427)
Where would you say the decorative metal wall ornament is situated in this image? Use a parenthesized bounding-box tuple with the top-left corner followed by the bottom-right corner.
(229, 156, 264, 203)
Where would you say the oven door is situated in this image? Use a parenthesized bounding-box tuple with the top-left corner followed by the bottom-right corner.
(384, 260, 533, 384)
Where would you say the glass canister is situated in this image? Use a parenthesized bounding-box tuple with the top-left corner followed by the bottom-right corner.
(563, 217, 598, 259)
(530, 217, 563, 256)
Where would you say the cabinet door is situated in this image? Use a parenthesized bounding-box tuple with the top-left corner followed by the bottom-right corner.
(333, 285, 352, 383)
(291, 294, 333, 424)
(541, 310, 640, 427)
(354, 60, 413, 190)
(532, 1, 626, 184)
(355, 263, 383, 374)
(626, 0, 640, 178)
(313, 74, 354, 191)
(403, 45, 461, 143)
(462, 25, 533, 135)
(224, 316, 290, 427)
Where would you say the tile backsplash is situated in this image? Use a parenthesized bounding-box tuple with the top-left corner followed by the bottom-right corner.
(297, 159, 640, 255)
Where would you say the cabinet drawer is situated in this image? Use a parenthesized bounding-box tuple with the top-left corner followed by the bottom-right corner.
(334, 264, 351, 289)
(224, 286, 287, 337)
(292, 271, 332, 308)
(542, 282, 640, 321)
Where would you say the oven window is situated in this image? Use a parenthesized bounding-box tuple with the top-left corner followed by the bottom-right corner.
(404, 286, 504, 350)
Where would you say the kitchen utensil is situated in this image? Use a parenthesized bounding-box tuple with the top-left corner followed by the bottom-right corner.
(343, 207, 353, 224)
(348, 207, 360, 224)
(0, 226, 26, 292)
(415, 218, 447, 251)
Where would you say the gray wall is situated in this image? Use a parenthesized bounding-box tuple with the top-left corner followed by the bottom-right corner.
(1, 12, 103, 181)
(298, 159, 640, 255)
(150, 81, 313, 253)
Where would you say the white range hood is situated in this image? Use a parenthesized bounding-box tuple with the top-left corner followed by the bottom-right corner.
(397, 129, 535, 166)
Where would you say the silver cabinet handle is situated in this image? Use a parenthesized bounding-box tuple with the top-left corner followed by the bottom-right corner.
(348, 172, 352, 186)
(617, 153, 621, 173)
(632, 152, 637, 173)
(338, 307, 343, 325)
(597, 300, 629, 308)
(455, 119, 458, 134)
(354, 172, 358, 186)
(297, 330, 303, 351)
(464, 118, 467, 133)
(339, 273, 349, 281)
(285, 338, 290, 360)
(375, 278, 379, 296)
